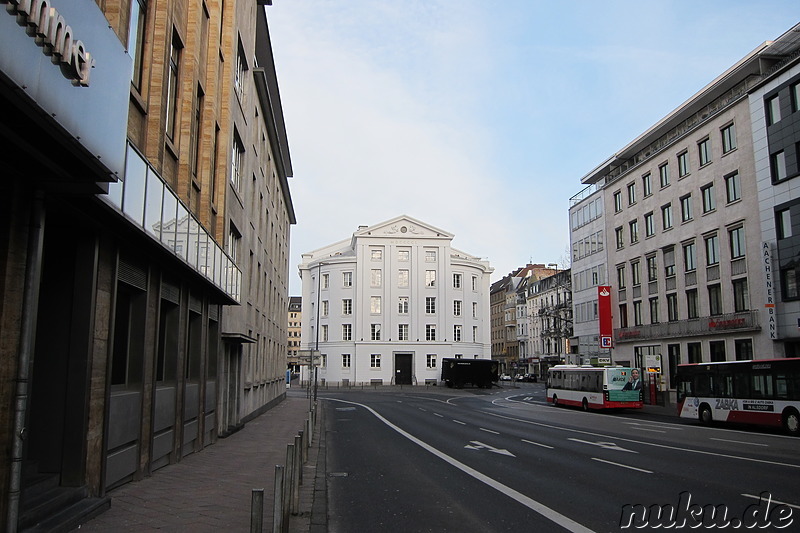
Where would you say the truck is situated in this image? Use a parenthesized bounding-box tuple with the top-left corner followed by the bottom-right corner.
(441, 358, 499, 388)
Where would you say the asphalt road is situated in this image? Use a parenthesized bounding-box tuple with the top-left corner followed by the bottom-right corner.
(321, 383, 800, 532)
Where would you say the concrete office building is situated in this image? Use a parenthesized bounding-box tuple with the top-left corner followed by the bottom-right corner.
(299, 216, 493, 386)
(0, 1, 293, 530)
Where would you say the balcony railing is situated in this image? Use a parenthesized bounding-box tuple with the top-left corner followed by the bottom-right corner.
(614, 310, 760, 343)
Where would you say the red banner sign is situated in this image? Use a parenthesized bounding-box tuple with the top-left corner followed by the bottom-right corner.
(598, 286, 612, 345)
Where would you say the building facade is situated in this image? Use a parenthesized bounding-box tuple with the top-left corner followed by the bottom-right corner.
(287, 296, 302, 372)
(0, 1, 293, 530)
(575, 24, 800, 403)
(527, 269, 573, 373)
(298, 216, 493, 386)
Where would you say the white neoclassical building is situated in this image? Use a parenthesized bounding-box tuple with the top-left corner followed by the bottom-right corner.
(299, 216, 494, 386)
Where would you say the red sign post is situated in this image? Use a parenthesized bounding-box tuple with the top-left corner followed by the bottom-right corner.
(598, 286, 612, 349)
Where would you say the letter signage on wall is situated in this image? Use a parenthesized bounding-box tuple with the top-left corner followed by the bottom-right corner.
(763, 242, 777, 340)
(598, 285, 612, 348)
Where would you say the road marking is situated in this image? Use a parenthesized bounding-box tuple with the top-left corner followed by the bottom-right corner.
(480, 427, 499, 434)
(453, 420, 466, 425)
(637, 428, 667, 434)
(465, 440, 516, 457)
(335, 407, 356, 411)
(433, 413, 444, 418)
(710, 438, 768, 447)
(482, 410, 800, 470)
(326, 397, 594, 533)
(522, 439, 554, 449)
(742, 493, 800, 510)
(592, 458, 652, 474)
(569, 438, 637, 453)
(623, 421, 683, 431)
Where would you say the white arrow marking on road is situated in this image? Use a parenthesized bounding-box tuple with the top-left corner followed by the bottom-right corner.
(569, 438, 638, 453)
(465, 440, 516, 457)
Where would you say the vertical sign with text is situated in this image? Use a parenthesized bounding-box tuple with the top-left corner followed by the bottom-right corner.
(598, 285, 613, 348)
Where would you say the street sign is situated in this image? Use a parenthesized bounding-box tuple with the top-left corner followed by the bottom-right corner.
(601, 336, 612, 348)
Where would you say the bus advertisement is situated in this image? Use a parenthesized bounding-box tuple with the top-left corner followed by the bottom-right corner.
(546, 365, 644, 410)
(676, 358, 800, 435)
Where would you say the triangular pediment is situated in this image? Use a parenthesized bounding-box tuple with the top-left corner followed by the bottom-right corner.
(354, 215, 454, 239)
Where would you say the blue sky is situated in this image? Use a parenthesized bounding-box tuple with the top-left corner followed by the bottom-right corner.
(266, 1, 797, 296)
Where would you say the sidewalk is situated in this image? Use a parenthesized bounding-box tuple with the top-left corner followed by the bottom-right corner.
(72, 388, 323, 533)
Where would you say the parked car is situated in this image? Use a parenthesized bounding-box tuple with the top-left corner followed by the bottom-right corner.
(500, 374, 512, 381)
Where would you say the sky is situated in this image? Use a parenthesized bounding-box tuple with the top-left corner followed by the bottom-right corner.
(265, 1, 798, 296)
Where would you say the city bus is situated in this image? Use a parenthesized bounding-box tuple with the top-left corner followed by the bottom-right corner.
(546, 365, 643, 410)
(675, 358, 800, 435)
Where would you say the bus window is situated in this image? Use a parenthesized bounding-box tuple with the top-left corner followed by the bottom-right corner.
(733, 370, 750, 398)
(695, 373, 713, 397)
(750, 373, 774, 399)
(715, 372, 734, 398)
(676, 377, 692, 402)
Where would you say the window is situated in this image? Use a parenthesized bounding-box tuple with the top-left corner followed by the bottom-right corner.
(472, 326, 478, 342)
(343, 272, 353, 287)
(698, 138, 711, 166)
(729, 226, 745, 259)
(371, 249, 382, 261)
(398, 297, 409, 314)
(321, 325, 328, 342)
(631, 261, 641, 286)
(644, 212, 655, 237)
(371, 269, 382, 287)
(398, 324, 409, 341)
(426, 354, 437, 369)
(646, 256, 658, 282)
(721, 123, 736, 154)
(700, 183, 715, 214)
(708, 284, 722, 316)
(627, 183, 636, 205)
(426, 324, 436, 341)
(371, 324, 381, 341)
(678, 151, 690, 177)
(398, 249, 410, 261)
(425, 250, 436, 262)
(772, 151, 787, 182)
(629, 219, 639, 243)
(370, 354, 381, 368)
(234, 45, 247, 103)
(686, 289, 699, 319)
(472, 302, 477, 318)
(342, 354, 351, 368)
(454, 300, 462, 316)
(453, 273, 462, 288)
(342, 299, 352, 315)
(633, 301, 643, 326)
(615, 227, 624, 249)
(426, 297, 436, 314)
(617, 264, 627, 289)
(472, 276, 477, 291)
(342, 324, 352, 341)
(166, 30, 182, 140)
(683, 242, 696, 272)
(793, 82, 800, 112)
(783, 267, 800, 300)
(725, 172, 741, 203)
(777, 209, 792, 239)
(735, 339, 753, 361)
(614, 191, 623, 212)
(664, 247, 676, 277)
(454, 325, 462, 342)
(710, 341, 726, 363)
(705, 234, 719, 265)
(733, 279, 749, 312)
(128, 0, 147, 88)
(662, 203, 673, 230)
(425, 270, 436, 287)
(618, 304, 628, 328)
(767, 95, 781, 125)
(231, 132, 244, 190)
(322, 300, 329, 317)
(322, 273, 329, 289)
(680, 195, 693, 222)
(227, 223, 241, 262)
(370, 296, 381, 314)
(649, 297, 659, 324)
(659, 162, 670, 188)
(642, 173, 652, 197)
(398, 269, 409, 287)
(667, 293, 679, 322)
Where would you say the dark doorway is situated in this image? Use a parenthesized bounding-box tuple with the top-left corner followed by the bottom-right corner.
(395, 353, 413, 385)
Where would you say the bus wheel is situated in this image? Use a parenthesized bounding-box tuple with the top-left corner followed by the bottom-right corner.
(783, 409, 800, 436)
(699, 405, 713, 425)
(582, 398, 589, 411)
(552, 395, 559, 407)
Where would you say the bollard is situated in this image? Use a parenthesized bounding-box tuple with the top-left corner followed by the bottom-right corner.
(251, 488, 264, 533)
(307, 411, 313, 444)
(299, 429, 306, 464)
(273, 466, 284, 533)
(292, 435, 302, 513)
(284, 444, 295, 526)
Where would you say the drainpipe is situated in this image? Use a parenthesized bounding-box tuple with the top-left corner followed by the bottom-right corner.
(7, 192, 45, 533)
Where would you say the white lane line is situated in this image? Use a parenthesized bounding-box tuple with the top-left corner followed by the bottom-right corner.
(592, 458, 652, 474)
(742, 493, 800, 510)
(482, 410, 800, 470)
(637, 428, 667, 434)
(623, 421, 684, 431)
(433, 413, 444, 418)
(480, 427, 500, 434)
(326, 398, 594, 533)
(710, 437, 768, 447)
(453, 420, 466, 425)
(522, 439, 554, 449)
